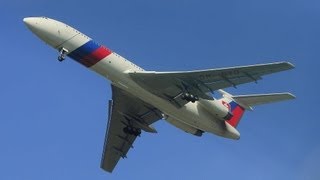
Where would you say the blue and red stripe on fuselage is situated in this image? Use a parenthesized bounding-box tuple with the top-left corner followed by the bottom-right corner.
(68, 40, 112, 67)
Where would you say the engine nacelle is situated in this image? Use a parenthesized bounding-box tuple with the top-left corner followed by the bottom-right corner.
(198, 99, 233, 120)
(164, 116, 203, 136)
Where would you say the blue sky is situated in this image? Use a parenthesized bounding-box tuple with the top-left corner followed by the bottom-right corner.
(1, 0, 319, 179)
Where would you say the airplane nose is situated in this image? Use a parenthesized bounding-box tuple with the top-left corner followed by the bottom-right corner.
(23, 17, 39, 31)
(23, 17, 31, 24)
(24, 16, 80, 49)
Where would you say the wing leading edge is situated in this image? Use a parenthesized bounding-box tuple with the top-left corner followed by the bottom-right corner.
(101, 85, 162, 172)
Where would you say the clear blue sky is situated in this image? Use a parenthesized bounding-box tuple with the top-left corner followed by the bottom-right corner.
(1, 1, 319, 179)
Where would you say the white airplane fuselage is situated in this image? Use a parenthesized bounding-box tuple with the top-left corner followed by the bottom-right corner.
(24, 17, 240, 139)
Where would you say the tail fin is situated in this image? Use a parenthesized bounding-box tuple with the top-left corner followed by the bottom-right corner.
(218, 90, 295, 128)
(226, 100, 246, 128)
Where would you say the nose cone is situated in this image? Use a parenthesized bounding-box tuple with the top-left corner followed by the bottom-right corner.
(23, 16, 60, 47)
(23, 17, 40, 32)
(23, 17, 52, 44)
(23, 17, 34, 25)
(24, 17, 80, 49)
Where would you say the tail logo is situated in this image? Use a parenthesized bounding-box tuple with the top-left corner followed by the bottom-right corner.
(222, 101, 231, 111)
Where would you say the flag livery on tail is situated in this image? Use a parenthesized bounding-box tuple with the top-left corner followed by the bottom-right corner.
(227, 101, 245, 128)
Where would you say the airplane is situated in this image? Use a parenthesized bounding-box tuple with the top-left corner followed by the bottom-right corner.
(23, 16, 295, 173)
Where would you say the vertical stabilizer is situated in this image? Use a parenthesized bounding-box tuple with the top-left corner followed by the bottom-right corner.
(218, 89, 246, 128)
(227, 101, 245, 127)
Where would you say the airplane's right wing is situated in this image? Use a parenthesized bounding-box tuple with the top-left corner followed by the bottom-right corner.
(100, 85, 162, 172)
(129, 62, 294, 107)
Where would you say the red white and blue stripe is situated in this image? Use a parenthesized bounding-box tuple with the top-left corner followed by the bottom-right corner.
(68, 40, 112, 67)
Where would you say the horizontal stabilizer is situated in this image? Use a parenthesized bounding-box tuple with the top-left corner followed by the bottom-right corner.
(232, 93, 295, 110)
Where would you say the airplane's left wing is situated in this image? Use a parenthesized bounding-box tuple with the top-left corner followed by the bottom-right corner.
(100, 85, 162, 172)
(129, 62, 294, 107)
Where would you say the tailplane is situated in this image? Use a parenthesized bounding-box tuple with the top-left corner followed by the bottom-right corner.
(218, 89, 295, 128)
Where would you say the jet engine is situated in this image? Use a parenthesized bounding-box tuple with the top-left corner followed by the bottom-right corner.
(198, 99, 233, 120)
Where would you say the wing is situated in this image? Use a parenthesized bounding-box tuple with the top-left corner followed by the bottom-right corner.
(129, 62, 294, 107)
(100, 85, 162, 172)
